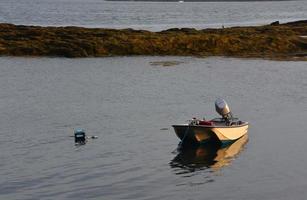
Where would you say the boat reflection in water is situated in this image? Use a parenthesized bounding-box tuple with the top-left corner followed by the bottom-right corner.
(170, 134, 248, 173)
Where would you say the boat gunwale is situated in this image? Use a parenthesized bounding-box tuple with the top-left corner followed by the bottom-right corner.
(172, 122, 249, 129)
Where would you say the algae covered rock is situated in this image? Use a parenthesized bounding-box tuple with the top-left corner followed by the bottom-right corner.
(0, 20, 307, 60)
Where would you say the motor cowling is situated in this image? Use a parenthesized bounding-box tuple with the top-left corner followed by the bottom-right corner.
(215, 98, 232, 119)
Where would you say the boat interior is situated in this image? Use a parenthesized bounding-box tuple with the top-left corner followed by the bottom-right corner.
(188, 117, 246, 127)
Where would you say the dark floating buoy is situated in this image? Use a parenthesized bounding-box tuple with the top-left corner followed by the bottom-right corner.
(74, 129, 86, 144)
(73, 128, 98, 145)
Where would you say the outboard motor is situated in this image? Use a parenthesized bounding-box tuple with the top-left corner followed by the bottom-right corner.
(215, 98, 233, 121)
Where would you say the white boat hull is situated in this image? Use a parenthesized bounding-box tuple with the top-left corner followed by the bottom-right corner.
(172, 122, 249, 144)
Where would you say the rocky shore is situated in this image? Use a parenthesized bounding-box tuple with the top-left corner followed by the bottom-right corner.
(0, 20, 307, 59)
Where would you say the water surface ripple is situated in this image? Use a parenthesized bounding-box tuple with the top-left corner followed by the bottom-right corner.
(0, 57, 307, 199)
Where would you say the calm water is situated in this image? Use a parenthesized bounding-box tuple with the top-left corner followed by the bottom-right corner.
(1, 0, 307, 199)
(0, 0, 307, 30)
(0, 56, 306, 199)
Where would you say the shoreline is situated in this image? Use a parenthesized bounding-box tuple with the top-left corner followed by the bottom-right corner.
(0, 20, 307, 60)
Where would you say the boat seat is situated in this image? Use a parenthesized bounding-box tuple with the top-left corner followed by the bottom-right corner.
(199, 120, 213, 126)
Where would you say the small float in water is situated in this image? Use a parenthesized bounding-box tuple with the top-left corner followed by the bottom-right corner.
(74, 128, 98, 145)
(172, 98, 249, 146)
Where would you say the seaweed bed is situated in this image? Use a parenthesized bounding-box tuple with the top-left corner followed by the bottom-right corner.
(0, 20, 307, 60)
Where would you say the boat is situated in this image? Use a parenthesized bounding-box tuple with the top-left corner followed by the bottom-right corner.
(172, 98, 249, 146)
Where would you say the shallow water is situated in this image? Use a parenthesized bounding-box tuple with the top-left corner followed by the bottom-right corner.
(0, 56, 306, 199)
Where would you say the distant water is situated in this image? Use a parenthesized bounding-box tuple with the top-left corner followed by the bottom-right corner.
(0, 56, 307, 199)
(0, 0, 307, 30)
